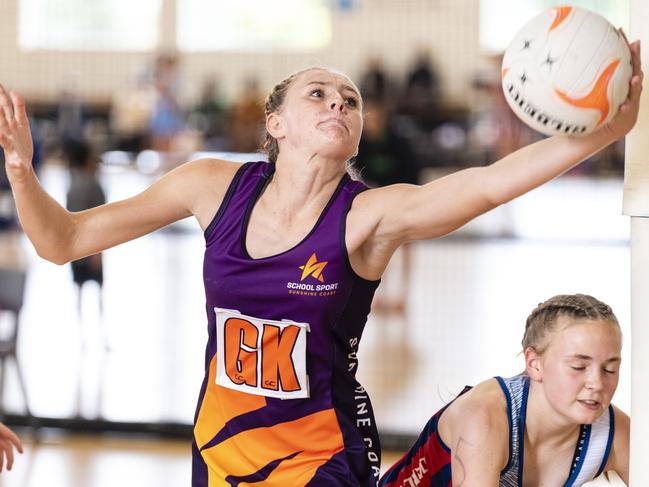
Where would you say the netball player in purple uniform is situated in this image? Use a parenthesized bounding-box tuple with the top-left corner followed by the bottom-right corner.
(0, 39, 642, 485)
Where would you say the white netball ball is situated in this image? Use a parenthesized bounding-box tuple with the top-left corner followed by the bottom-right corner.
(501, 6, 632, 136)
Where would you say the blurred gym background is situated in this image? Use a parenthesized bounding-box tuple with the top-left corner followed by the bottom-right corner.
(0, 0, 630, 485)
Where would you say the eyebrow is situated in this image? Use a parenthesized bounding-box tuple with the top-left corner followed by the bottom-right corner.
(568, 354, 621, 363)
(304, 80, 360, 97)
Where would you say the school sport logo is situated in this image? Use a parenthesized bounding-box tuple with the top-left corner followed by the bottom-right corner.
(299, 253, 327, 282)
(287, 252, 339, 296)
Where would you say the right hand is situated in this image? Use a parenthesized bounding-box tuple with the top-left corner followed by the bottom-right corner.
(0, 85, 34, 184)
(0, 422, 23, 472)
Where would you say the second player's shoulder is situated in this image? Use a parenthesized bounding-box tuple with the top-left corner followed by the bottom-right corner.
(440, 378, 510, 446)
(447, 378, 509, 425)
(438, 378, 511, 474)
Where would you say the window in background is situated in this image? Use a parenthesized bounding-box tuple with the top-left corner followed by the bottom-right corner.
(177, 0, 331, 52)
(19, 0, 161, 51)
(480, 0, 629, 54)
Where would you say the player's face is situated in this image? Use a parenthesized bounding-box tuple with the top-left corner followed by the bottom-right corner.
(539, 319, 621, 425)
(272, 69, 363, 162)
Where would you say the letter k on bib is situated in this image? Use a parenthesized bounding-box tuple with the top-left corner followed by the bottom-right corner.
(215, 308, 310, 399)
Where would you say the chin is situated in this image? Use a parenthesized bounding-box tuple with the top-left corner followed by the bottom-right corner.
(571, 405, 605, 424)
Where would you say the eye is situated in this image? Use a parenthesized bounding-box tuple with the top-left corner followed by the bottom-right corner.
(603, 368, 618, 375)
(345, 96, 358, 108)
(310, 89, 323, 98)
(570, 366, 586, 371)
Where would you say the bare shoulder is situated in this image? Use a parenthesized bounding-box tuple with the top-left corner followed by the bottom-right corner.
(167, 158, 241, 229)
(439, 378, 510, 467)
(346, 183, 418, 279)
(347, 184, 417, 242)
(444, 378, 509, 430)
(172, 157, 240, 188)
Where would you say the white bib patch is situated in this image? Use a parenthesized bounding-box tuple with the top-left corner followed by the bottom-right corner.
(215, 308, 310, 399)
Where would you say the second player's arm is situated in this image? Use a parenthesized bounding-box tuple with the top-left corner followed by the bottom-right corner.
(438, 385, 509, 486)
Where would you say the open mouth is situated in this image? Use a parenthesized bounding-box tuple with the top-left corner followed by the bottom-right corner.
(578, 399, 600, 410)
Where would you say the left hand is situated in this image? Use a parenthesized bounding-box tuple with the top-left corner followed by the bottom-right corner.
(601, 35, 643, 140)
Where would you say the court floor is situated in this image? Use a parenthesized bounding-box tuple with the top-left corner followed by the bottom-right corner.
(0, 161, 630, 485)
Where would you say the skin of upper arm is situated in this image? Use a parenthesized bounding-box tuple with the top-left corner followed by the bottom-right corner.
(604, 406, 629, 484)
(66, 158, 239, 261)
(346, 170, 494, 279)
(440, 388, 509, 487)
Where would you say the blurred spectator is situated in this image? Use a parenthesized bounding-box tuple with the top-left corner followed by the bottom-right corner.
(0, 121, 41, 418)
(228, 77, 265, 153)
(188, 76, 228, 151)
(359, 55, 390, 101)
(57, 74, 84, 143)
(403, 49, 441, 110)
(149, 53, 185, 151)
(64, 140, 106, 330)
(355, 98, 418, 187)
(471, 55, 537, 163)
(110, 74, 157, 153)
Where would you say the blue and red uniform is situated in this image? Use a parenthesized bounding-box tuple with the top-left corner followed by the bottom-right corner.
(379, 375, 615, 487)
(193, 161, 381, 486)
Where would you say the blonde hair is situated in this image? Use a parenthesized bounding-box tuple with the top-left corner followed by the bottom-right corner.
(522, 294, 620, 354)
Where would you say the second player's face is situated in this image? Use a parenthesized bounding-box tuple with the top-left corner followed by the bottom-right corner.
(539, 319, 621, 425)
(273, 69, 364, 163)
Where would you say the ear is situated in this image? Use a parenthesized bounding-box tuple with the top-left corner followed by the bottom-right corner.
(524, 346, 543, 382)
(266, 112, 285, 140)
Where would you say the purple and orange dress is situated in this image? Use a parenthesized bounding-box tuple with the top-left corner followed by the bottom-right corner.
(193, 161, 381, 486)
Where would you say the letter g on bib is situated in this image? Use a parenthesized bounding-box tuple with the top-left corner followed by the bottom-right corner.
(215, 308, 310, 399)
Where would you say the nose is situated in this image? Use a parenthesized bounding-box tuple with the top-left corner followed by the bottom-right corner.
(330, 93, 345, 111)
(585, 369, 604, 391)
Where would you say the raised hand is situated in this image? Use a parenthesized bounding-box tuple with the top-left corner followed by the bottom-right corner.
(0, 85, 35, 184)
(602, 37, 643, 139)
(0, 422, 23, 472)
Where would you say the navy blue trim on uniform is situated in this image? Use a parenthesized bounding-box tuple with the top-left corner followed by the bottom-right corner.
(496, 376, 515, 473)
(434, 386, 472, 454)
(203, 161, 253, 240)
(564, 424, 591, 487)
(517, 378, 530, 486)
(240, 165, 351, 261)
(595, 406, 616, 477)
(339, 184, 381, 284)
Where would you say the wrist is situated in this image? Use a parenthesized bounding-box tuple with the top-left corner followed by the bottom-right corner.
(7, 164, 36, 187)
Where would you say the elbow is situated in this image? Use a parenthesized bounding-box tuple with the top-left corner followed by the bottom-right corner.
(36, 248, 71, 265)
(37, 252, 71, 265)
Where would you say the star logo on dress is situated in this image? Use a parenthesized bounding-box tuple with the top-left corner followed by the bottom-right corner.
(299, 253, 328, 282)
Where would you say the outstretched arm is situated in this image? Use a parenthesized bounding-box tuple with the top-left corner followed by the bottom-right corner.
(349, 41, 642, 279)
(0, 86, 238, 264)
